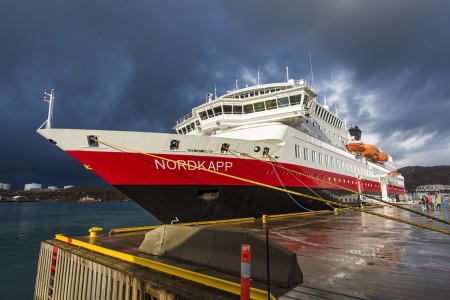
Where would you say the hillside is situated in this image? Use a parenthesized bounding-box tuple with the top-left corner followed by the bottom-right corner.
(399, 165, 450, 192)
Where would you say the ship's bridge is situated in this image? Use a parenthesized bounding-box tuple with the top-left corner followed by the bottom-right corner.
(174, 80, 317, 136)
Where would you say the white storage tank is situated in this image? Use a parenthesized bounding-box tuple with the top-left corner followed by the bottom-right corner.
(24, 183, 42, 191)
(0, 183, 11, 190)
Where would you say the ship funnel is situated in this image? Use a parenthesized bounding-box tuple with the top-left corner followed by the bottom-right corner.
(349, 125, 362, 141)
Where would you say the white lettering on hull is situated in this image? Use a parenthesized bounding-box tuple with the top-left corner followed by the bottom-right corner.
(154, 159, 233, 172)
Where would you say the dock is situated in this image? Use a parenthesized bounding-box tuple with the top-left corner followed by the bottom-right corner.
(34, 205, 450, 299)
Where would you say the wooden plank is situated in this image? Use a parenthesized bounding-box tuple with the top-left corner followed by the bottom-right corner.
(34, 242, 49, 299)
(111, 269, 118, 300)
(73, 255, 81, 300)
(81, 260, 89, 300)
(117, 272, 124, 300)
(100, 264, 108, 300)
(85, 260, 93, 300)
(124, 273, 131, 300)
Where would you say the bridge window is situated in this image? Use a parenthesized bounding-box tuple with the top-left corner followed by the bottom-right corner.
(289, 95, 301, 105)
(265, 99, 277, 110)
(206, 109, 214, 118)
(223, 105, 232, 114)
(254, 102, 265, 112)
(199, 111, 208, 120)
(277, 97, 289, 108)
(244, 104, 254, 114)
(213, 106, 222, 116)
(233, 105, 243, 114)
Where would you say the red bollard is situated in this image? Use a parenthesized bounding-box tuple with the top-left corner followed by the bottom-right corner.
(241, 244, 251, 300)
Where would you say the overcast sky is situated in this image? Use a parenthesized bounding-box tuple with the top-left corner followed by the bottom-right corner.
(1, 0, 449, 190)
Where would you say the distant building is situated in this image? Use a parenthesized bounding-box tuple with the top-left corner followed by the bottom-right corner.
(48, 186, 59, 191)
(64, 185, 74, 189)
(0, 183, 11, 190)
(24, 183, 42, 191)
(416, 184, 450, 194)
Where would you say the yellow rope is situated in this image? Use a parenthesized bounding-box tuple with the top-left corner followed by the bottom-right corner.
(97, 140, 450, 235)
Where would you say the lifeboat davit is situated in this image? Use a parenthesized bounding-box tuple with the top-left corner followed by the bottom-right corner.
(373, 151, 389, 162)
(362, 144, 380, 158)
(346, 141, 365, 152)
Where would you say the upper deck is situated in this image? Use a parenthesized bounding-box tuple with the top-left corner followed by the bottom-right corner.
(173, 80, 321, 136)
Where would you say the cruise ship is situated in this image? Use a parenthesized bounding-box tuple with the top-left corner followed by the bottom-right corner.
(37, 78, 406, 223)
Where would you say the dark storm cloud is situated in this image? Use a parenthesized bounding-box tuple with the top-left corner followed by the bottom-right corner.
(1, 0, 449, 189)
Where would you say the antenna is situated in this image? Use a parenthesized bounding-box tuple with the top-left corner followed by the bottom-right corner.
(235, 73, 239, 90)
(285, 62, 289, 82)
(257, 66, 261, 85)
(214, 84, 217, 99)
(39, 88, 55, 129)
(309, 50, 315, 89)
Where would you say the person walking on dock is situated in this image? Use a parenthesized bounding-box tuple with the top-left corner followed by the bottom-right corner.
(421, 195, 427, 210)
(426, 195, 433, 211)
(435, 195, 442, 211)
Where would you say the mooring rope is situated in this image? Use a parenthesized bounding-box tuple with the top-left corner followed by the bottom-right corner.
(97, 139, 450, 235)
(235, 150, 450, 227)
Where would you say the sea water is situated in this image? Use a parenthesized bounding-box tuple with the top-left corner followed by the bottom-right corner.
(0, 201, 160, 299)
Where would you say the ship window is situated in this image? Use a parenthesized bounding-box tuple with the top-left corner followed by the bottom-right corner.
(87, 135, 98, 147)
(311, 150, 316, 162)
(265, 99, 277, 110)
(213, 106, 222, 116)
(277, 97, 289, 108)
(233, 105, 243, 114)
(289, 95, 301, 105)
(263, 147, 270, 157)
(303, 148, 309, 161)
(182, 127, 187, 134)
(303, 95, 309, 106)
(294, 145, 301, 158)
(223, 105, 232, 114)
(254, 102, 265, 112)
(195, 120, 200, 126)
(206, 109, 214, 118)
(170, 140, 179, 150)
(199, 111, 208, 120)
(220, 143, 229, 153)
(244, 104, 254, 114)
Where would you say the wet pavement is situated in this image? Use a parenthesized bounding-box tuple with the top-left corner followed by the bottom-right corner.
(77, 204, 450, 299)
(256, 205, 450, 299)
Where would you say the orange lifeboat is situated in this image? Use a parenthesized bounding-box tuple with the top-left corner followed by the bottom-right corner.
(362, 144, 380, 158)
(373, 151, 389, 162)
(346, 141, 365, 152)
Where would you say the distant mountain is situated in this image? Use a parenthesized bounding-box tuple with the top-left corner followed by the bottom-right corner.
(399, 166, 450, 192)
